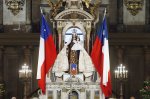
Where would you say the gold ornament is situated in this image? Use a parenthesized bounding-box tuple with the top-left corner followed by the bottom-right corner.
(124, 0, 144, 16)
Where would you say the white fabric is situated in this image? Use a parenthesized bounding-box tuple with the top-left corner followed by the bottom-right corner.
(102, 38, 110, 86)
(52, 41, 95, 77)
(52, 45, 69, 77)
(37, 38, 45, 79)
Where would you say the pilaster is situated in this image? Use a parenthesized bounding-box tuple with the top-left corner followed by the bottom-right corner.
(90, 90, 95, 99)
(117, 0, 124, 32)
(0, 46, 4, 99)
(117, 46, 124, 64)
(144, 46, 150, 80)
(53, 90, 57, 99)
(23, 46, 33, 96)
(0, 0, 3, 32)
(26, 0, 32, 32)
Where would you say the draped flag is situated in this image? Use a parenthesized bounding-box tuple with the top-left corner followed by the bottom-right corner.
(37, 15, 57, 94)
(91, 16, 112, 97)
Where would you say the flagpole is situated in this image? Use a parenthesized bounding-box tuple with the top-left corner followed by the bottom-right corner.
(40, 7, 43, 14)
(103, 8, 107, 20)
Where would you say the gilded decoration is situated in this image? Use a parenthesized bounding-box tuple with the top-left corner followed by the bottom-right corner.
(82, 0, 101, 20)
(0, 84, 5, 96)
(124, 0, 144, 16)
(5, 0, 25, 15)
(47, 0, 63, 18)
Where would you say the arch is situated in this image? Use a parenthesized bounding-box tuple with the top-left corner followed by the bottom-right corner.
(67, 89, 80, 99)
(62, 22, 86, 37)
(55, 9, 94, 20)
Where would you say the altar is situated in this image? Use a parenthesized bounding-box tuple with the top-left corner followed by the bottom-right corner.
(38, 0, 106, 99)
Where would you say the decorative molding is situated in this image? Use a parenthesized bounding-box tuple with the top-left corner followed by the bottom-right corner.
(124, 0, 144, 16)
(5, 0, 25, 15)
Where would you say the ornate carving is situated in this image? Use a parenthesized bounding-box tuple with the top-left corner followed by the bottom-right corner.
(47, 0, 63, 18)
(5, 0, 25, 15)
(124, 0, 144, 16)
(0, 84, 5, 96)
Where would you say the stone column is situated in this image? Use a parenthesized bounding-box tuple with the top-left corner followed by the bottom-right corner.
(86, 21, 92, 53)
(117, 0, 123, 24)
(58, 32, 62, 52)
(90, 90, 95, 99)
(117, 46, 124, 64)
(0, 46, 4, 98)
(146, 0, 150, 24)
(117, 0, 124, 32)
(80, 90, 86, 99)
(53, 90, 57, 99)
(61, 91, 65, 99)
(57, 21, 63, 51)
(144, 46, 150, 80)
(96, 73, 100, 82)
(146, 0, 150, 32)
(26, 0, 32, 32)
(0, 0, 3, 32)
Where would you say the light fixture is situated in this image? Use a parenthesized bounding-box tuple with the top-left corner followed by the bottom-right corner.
(5, 0, 25, 16)
(19, 63, 32, 79)
(19, 63, 32, 99)
(114, 64, 128, 99)
(115, 64, 128, 79)
(124, 0, 144, 16)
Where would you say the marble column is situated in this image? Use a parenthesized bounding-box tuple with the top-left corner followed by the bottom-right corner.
(26, 0, 32, 32)
(144, 46, 150, 80)
(117, 0, 124, 32)
(0, 0, 3, 32)
(0, 46, 4, 98)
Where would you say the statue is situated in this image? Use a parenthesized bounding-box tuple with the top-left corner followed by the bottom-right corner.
(52, 29, 94, 78)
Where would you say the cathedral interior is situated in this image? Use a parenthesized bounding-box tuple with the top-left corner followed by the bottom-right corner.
(0, 0, 150, 99)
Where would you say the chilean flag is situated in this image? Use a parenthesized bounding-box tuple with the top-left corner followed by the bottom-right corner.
(91, 16, 112, 97)
(37, 15, 57, 94)
(70, 63, 77, 75)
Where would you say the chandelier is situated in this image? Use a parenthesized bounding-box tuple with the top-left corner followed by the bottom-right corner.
(5, 0, 25, 16)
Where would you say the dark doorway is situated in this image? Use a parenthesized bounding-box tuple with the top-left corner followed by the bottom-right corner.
(68, 90, 79, 99)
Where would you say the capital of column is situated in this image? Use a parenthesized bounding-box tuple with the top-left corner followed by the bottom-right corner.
(116, 46, 125, 64)
(22, 46, 33, 65)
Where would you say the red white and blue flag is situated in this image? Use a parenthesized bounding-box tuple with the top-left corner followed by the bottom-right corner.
(70, 63, 77, 75)
(37, 15, 57, 94)
(91, 16, 112, 98)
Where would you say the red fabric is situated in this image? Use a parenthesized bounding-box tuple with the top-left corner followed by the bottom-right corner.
(91, 36, 112, 97)
(38, 35, 57, 94)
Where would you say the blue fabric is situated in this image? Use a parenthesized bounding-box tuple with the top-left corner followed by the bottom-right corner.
(40, 15, 52, 40)
(71, 64, 77, 69)
(97, 17, 108, 45)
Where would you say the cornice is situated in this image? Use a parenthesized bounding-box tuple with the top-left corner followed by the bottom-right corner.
(0, 32, 150, 46)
